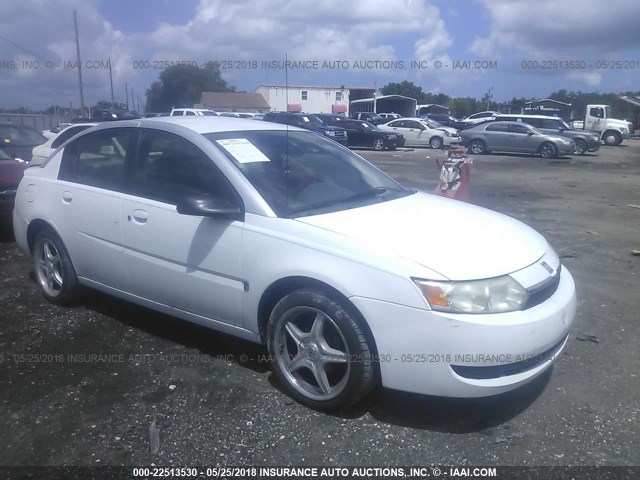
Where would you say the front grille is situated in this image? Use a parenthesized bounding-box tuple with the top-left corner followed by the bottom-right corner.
(524, 264, 561, 310)
(333, 131, 347, 138)
(451, 334, 568, 380)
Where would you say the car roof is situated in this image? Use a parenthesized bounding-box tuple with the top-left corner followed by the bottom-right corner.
(88, 116, 305, 134)
(496, 114, 564, 120)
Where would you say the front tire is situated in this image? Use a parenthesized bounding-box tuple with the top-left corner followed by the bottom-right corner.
(372, 138, 385, 151)
(539, 142, 557, 159)
(32, 229, 82, 305)
(603, 131, 621, 146)
(574, 139, 587, 155)
(429, 136, 443, 149)
(267, 289, 375, 411)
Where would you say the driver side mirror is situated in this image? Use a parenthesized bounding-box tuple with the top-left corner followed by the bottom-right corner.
(176, 195, 244, 221)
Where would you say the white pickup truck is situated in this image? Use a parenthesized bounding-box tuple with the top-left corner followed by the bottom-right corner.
(571, 104, 634, 146)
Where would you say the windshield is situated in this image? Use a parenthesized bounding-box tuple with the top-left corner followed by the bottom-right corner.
(205, 130, 410, 217)
(527, 125, 544, 135)
(561, 120, 573, 130)
(0, 125, 47, 147)
(426, 119, 443, 128)
(299, 115, 323, 127)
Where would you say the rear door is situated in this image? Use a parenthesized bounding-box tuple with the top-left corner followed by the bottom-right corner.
(55, 128, 134, 289)
(483, 123, 511, 150)
(121, 129, 245, 325)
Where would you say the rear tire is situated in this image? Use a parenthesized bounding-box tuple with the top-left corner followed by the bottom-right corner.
(469, 139, 486, 154)
(32, 229, 83, 305)
(267, 289, 375, 411)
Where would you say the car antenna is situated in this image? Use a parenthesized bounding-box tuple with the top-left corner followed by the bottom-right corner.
(284, 53, 291, 212)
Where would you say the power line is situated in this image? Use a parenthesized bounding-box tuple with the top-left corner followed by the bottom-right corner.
(0, 34, 54, 64)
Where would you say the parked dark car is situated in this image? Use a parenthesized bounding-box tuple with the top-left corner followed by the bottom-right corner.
(0, 148, 27, 219)
(349, 112, 387, 125)
(493, 114, 601, 155)
(0, 123, 47, 162)
(90, 109, 141, 122)
(262, 112, 348, 146)
(320, 117, 405, 151)
(460, 121, 575, 158)
(422, 113, 468, 131)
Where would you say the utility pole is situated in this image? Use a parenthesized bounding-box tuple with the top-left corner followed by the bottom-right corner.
(137, 94, 142, 114)
(73, 10, 85, 116)
(486, 86, 493, 111)
(125, 81, 129, 110)
(108, 58, 115, 105)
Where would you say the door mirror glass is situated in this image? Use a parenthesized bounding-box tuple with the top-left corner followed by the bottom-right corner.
(176, 195, 244, 220)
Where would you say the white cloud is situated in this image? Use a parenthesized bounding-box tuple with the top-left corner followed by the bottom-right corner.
(1, 0, 456, 108)
(564, 71, 603, 88)
(469, 0, 640, 59)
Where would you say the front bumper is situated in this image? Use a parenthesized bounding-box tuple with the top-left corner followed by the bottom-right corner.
(588, 140, 601, 151)
(557, 143, 576, 156)
(350, 266, 576, 398)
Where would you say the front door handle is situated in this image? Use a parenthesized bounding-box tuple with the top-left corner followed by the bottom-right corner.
(130, 209, 148, 224)
(62, 191, 72, 203)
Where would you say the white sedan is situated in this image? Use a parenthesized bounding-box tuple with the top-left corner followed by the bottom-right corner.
(379, 117, 460, 148)
(31, 123, 98, 165)
(13, 117, 576, 411)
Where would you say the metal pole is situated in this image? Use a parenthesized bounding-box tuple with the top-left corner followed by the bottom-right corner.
(125, 81, 129, 110)
(131, 87, 135, 112)
(73, 10, 85, 116)
(109, 58, 115, 105)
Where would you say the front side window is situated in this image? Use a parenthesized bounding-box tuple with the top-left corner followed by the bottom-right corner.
(509, 124, 531, 134)
(131, 130, 235, 205)
(186, 111, 196, 116)
(206, 130, 410, 218)
(58, 128, 132, 191)
(541, 119, 561, 129)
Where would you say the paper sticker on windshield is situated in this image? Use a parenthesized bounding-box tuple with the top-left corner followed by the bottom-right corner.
(3, 138, 10, 143)
(216, 138, 271, 164)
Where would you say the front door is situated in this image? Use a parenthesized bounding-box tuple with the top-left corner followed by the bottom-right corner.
(121, 129, 245, 326)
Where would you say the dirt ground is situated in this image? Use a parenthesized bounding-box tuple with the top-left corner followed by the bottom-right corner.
(1, 140, 639, 468)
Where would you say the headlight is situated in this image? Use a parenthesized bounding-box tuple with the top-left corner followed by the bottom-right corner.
(444, 132, 452, 137)
(324, 130, 336, 136)
(388, 134, 396, 139)
(414, 276, 528, 314)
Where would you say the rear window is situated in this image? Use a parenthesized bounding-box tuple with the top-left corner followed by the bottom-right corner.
(0, 125, 47, 147)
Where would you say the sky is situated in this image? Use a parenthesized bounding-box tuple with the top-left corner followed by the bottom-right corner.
(1, 0, 640, 111)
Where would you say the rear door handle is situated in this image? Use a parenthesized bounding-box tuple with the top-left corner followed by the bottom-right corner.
(129, 209, 148, 224)
(62, 191, 72, 203)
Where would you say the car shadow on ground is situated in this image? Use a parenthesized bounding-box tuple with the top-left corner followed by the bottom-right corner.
(79, 290, 272, 375)
(0, 222, 16, 243)
(57, 287, 551, 434)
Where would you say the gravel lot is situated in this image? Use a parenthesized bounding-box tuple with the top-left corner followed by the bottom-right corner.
(1, 141, 639, 467)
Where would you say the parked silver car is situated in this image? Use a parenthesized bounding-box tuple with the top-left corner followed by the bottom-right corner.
(460, 121, 575, 158)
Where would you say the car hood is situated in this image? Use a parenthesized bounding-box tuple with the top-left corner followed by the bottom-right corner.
(295, 192, 548, 280)
(436, 126, 459, 135)
(319, 125, 346, 132)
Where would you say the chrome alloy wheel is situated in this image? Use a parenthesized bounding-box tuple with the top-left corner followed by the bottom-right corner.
(34, 238, 64, 297)
(274, 306, 350, 401)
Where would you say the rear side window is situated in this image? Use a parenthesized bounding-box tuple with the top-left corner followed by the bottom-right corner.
(58, 128, 133, 191)
(51, 125, 92, 149)
(485, 123, 508, 132)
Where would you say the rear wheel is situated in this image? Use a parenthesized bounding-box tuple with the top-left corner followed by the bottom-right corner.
(267, 289, 375, 411)
(469, 139, 486, 154)
(574, 139, 588, 155)
(32, 229, 82, 305)
(429, 136, 443, 149)
(372, 138, 385, 151)
(539, 142, 557, 159)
